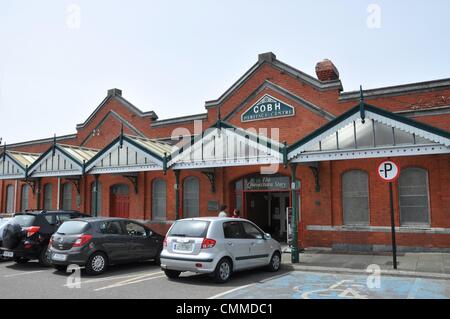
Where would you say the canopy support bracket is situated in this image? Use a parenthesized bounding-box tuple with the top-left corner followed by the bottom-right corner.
(123, 174, 138, 194)
(202, 169, 216, 193)
(309, 165, 320, 192)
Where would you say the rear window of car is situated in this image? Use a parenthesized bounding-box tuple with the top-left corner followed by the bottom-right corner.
(57, 221, 89, 235)
(0, 219, 10, 227)
(168, 220, 210, 238)
(12, 215, 36, 227)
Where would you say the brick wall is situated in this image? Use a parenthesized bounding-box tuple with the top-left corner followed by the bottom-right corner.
(2, 58, 450, 251)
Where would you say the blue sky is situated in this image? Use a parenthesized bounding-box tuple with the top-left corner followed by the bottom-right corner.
(1, 0, 449, 144)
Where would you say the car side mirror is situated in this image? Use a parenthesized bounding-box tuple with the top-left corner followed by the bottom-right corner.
(147, 230, 153, 237)
(264, 233, 271, 240)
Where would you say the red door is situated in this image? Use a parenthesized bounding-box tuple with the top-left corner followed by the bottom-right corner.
(110, 184, 130, 218)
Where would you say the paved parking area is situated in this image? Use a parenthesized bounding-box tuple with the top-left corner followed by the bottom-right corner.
(0, 259, 290, 299)
(217, 270, 450, 299)
(1, 258, 449, 299)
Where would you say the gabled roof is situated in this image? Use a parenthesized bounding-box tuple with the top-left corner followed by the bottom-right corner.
(26, 144, 99, 177)
(85, 134, 173, 174)
(288, 101, 450, 162)
(205, 52, 343, 109)
(7, 151, 41, 168)
(79, 109, 148, 147)
(0, 151, 41, 180)
(169, 119, 286, 169)
(76, 89, 158, 129)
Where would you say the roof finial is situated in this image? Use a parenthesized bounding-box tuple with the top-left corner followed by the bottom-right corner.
(119, 123, 124, 148)
(216, 106, 223, 132)
(52, 134, 56, 156)
(2, 142, 6, 161)
(359, 85, 366, 124)
(163, 152, 168, 175)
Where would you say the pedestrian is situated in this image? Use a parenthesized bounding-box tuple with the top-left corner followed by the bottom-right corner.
(231, 209, 241, 218)
(218, 205, 228, 217)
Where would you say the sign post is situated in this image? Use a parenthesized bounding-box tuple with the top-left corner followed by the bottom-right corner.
(290, 163, 299, 263)
(377, 160, 400, 270)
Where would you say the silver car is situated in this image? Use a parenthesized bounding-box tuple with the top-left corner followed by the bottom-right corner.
(160, 217, 282, 283)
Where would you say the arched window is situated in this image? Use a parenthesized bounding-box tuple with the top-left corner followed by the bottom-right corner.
(21, 185, 30, 211)
(399, 167, 430, 226)
(44, 184, 53, 210)
(62, 183, 72, 210)
(6, 185, 14, 213)
(152, 179, 167, 220)
(91, 182, 102, 216)
(342, 170, 369, 225)
(183, 177, 199, 218)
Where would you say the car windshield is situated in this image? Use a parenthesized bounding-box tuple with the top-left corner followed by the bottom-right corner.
(57, 221, 89, 235)
(12, 215, 36, 227)
(168, 220, 210, 238)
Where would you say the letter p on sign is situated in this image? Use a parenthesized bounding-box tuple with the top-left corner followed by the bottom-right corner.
(377, 160, 399, 182)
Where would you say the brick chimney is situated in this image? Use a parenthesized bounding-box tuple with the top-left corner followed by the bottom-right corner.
(315, 59, 339, 81)
(107, 88, 122, 97)
(258, 52, 276, 63)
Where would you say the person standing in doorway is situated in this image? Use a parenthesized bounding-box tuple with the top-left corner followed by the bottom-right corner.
(231, 209, 241, 218)
(218, 205, 228, 217)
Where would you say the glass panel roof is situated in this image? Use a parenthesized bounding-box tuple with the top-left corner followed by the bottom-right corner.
(59, 145, 99, 163)
(125, 135, 174, 158)
(303, 117, 438, 153)
(7, 151, 41, 168)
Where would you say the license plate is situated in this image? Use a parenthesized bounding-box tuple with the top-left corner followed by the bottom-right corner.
(3, 251, 14, 258)
(173, 243, 193, 251)
(52, 253, 67, 261)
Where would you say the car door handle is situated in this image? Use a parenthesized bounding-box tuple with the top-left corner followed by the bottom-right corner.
(227, 242, 233, 246)
(251, 242, 256, 246)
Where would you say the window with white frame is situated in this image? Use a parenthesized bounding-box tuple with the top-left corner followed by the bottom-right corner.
(6, 185, 14, 213)
(44, 184, 52, 210)
(342, 170, 369, 225)
(398, 167, 430, 226)
(62, 183, 72, 210)
(91, 182, 102, 216)
(21, 185, 29, 211)
(152, 179, 167, 220)
(183, 176, 199, 218)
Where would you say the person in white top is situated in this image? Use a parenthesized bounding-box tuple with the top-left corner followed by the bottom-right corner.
(218, 205, 228, 217)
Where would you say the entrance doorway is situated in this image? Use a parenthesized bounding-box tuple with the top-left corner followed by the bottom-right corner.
(234, 175, 291, 242)
(245, 192, 289, 242)
(110, 184, 130, 218)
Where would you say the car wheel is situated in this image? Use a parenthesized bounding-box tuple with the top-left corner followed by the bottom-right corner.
(85, 252, 108, 276)
(214, 258, 232, 283)
(164, 269, 181, 279)
(2, 224, 22, 249)
(38, 246, 52, 267)
(13, 257, 30, 264)
(267, 251, 281, 272)
(53, 265, 68, 272)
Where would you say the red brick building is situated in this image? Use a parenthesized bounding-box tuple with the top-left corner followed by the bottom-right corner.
(1, 52, 449, 252)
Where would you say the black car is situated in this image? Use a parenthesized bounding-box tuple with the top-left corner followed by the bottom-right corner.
(0, 217, 13, 260)
(48, 217, 164, 275)
(1, 211, 89, 266)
